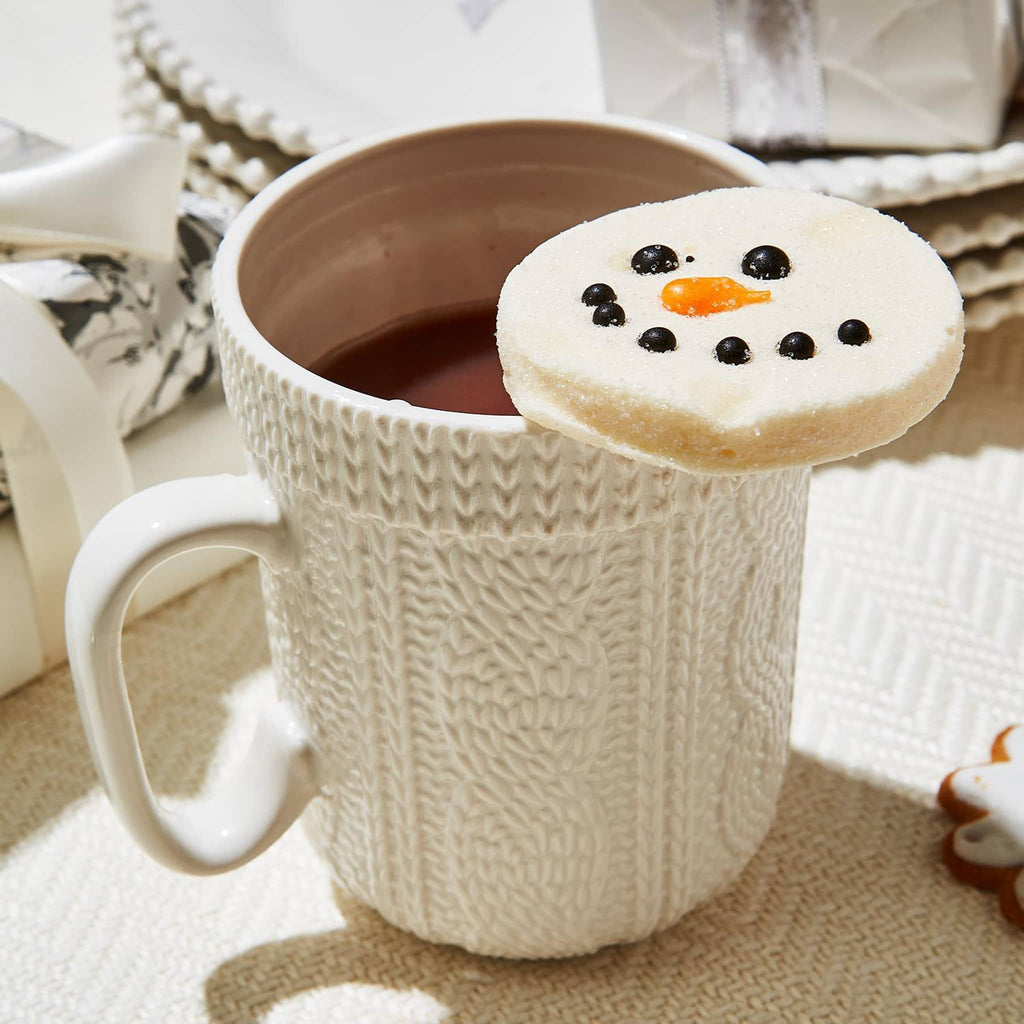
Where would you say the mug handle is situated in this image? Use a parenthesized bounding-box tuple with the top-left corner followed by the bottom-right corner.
(65, 472, 318, 875)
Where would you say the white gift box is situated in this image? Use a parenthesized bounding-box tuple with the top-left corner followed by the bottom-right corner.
(593, 0, 1023, 151)
(0, 127, 246, 695)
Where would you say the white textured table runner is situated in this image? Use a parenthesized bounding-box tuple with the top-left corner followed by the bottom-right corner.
(3, 318, 1024, 1022)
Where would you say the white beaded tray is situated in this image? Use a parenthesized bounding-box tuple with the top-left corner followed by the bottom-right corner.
(949, 241, 1024, 299)
(964, 285, 1024, 331)
(119, 0, 1024, 212)
(181, 159, 251, 216)
(769, 111, 1024, 208)
(114, 0, 605, 160)
(120, 55, 296, 195)
(892, 184, 1024, 258)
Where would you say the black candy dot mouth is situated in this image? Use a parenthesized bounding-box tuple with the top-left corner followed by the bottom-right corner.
(778, 331, 815, 359)
(716, 336, 750, 364)
(837, 319, 871, 345)
(637, 327, 676, 352)
(592, 302, 625, 326)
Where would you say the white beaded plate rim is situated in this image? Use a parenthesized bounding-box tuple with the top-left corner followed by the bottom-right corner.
(964, 286, 1024, 332)
(182, 160, 251, 216)
(114, 0, 606, 162)
(116, 0, 1024, 211)
(768, 110, 1024, 210)
(892, 184, 1024, 259)
(119, 56, 1024, 288)
(114, 0, 331, 157)
(120, 55, 297, 195)
(948, 241, 1024, 300)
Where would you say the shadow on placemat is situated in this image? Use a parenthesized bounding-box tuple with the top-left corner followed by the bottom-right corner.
(205, 755, 1022, 1024)
(848, 315, 1024, 470)
(0, 560, 268, 857)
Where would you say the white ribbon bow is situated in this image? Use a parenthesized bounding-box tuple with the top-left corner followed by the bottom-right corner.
(0, 135, 186, 259)
(0, 134, 187, 674)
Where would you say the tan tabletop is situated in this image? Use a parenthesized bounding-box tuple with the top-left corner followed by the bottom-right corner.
(4, 316, 1024, 1022)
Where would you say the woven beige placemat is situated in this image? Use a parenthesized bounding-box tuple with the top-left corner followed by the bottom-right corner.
(4, 320, 1024, 1022)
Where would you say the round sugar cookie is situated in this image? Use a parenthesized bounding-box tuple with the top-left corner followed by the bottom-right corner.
(496, 188, 964, 473)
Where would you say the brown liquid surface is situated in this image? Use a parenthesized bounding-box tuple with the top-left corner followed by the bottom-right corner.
(308, 302, 519, 416)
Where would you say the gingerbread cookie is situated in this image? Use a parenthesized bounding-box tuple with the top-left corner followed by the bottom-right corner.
(497, 188, 964, 473)
(938, 725, 1024, 929)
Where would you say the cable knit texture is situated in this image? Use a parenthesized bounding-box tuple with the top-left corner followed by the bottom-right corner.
(216, 307, 809, 957)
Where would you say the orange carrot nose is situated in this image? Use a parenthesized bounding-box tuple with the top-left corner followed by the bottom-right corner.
(661, 277, 771, 317)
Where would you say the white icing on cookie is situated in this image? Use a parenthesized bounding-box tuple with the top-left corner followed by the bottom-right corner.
(497, 188, 964, 473)
(950, 726, 1024, 869)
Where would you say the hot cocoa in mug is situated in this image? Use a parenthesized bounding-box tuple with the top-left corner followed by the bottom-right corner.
(67, 117, 807, 959)
(309, 302, 517, 416)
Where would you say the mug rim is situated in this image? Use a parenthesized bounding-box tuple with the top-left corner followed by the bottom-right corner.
(213, 113, 780, 436)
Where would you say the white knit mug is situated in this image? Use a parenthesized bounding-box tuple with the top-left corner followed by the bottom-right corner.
(66, 116, 808, 959)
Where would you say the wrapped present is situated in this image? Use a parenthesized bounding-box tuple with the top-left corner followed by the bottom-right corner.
(0, 124, 241, 691)
(0, 123, 230, 517)
(593, 0, 1023, 151)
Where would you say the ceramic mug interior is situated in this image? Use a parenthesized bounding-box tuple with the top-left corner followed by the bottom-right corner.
(236, 117, 776, 395)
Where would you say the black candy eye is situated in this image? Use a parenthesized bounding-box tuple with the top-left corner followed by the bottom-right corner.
(593, 302, 625, 326)
(637, 327, 676, 352)
(631, 244, 679, 275)
(581, 282, 616, 306)
(742, 245, 791, 281)
(715, 336, 750, 365)
(837, 319, 870, 345)
(778, 332, 815, 359)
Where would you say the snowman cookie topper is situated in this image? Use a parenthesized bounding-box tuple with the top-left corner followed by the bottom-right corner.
(497, 188, 964, 473)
